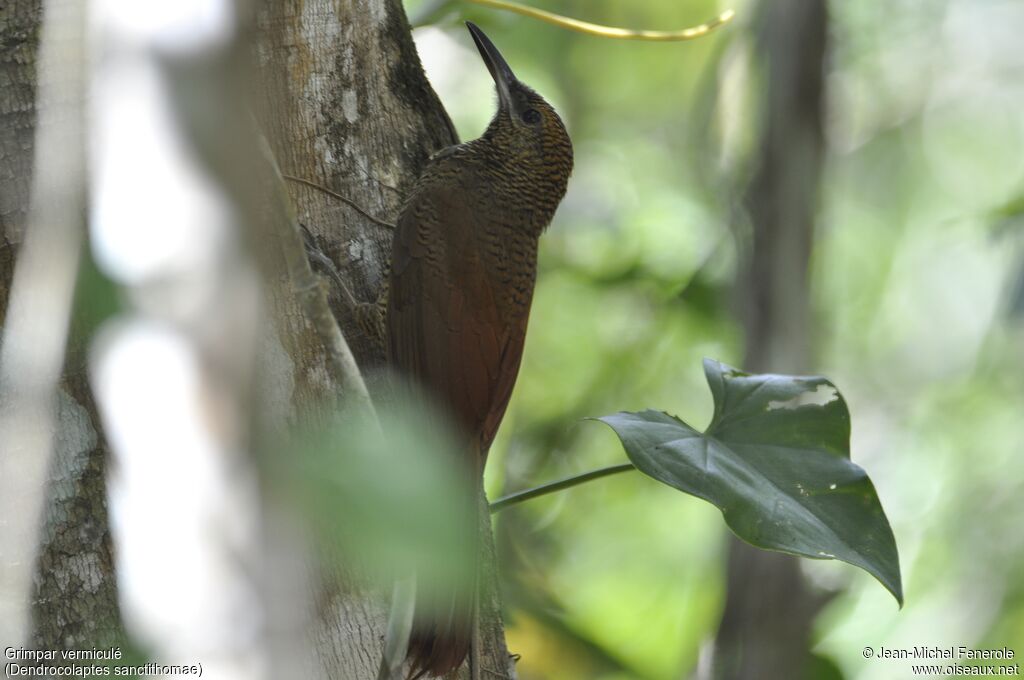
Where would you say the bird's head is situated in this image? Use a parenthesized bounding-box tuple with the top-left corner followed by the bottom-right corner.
(466, 22, 573, 199)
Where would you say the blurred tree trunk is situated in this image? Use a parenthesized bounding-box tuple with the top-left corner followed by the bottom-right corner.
(0, 0, 123, 651)
(711, 1, 830, 678)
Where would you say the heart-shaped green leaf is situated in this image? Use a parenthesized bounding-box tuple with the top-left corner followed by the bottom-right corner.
(599, 358, 902, 605)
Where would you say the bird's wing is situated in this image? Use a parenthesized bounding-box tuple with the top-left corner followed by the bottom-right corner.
(476, 326, 525, 456)
(387, 177, 528, 465)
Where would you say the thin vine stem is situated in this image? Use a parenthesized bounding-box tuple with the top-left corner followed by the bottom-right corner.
(466, 0, 735, 42)
(489, 462, 636, 513)
(282, 173, 395, 229)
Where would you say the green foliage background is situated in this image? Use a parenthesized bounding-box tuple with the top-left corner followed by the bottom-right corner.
(404, 0, 1024, 678)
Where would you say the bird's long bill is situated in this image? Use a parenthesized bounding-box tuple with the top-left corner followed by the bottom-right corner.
(465, 22, 517, 112)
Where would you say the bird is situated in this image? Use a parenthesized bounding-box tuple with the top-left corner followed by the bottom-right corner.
(385, 21, 573, 679)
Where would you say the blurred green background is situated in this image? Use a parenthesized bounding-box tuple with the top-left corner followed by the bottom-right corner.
(405, 0, 1024, 678)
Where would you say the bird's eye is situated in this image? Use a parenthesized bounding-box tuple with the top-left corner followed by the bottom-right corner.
(521, 108, 541, 125)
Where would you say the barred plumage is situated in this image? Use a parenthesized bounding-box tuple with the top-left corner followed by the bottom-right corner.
(386, 22, 573, 679)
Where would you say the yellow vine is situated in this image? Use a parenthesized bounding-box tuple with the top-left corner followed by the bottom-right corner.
(466, 0, 735, 41)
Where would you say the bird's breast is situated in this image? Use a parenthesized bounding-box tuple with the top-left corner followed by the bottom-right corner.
(471, 215, 538, 319)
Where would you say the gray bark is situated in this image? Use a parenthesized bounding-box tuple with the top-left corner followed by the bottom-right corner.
(254, 0, 457, 373)
(31, 384, 120, 650)
(0, 0, 40, 247)
(712, 1, 831, 679)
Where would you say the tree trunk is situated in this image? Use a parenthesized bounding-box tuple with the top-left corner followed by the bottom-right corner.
(0, 0, 122, 651)
(0, 0, 40, 247)
(254, 0, 457, 373)
(252, 2, 513, 677)
(711, 1, 830, 679)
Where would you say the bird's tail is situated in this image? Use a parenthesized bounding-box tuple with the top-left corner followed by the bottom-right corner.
(405, 478, 482, 679)
(405, 597, 474, 680)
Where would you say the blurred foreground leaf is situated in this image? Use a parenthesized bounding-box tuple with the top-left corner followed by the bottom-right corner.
(598, 359, 902, 605)
(275, 395, 476, 590)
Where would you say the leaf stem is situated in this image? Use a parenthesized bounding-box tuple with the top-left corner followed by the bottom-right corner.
(466, 0, 736, 42)
(489, 462, 636, 513)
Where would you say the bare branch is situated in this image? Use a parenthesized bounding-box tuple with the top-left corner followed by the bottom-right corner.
(283, 174, 395, 230)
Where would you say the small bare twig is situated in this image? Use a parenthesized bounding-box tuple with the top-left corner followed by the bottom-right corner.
(282, 174, 395, 230)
